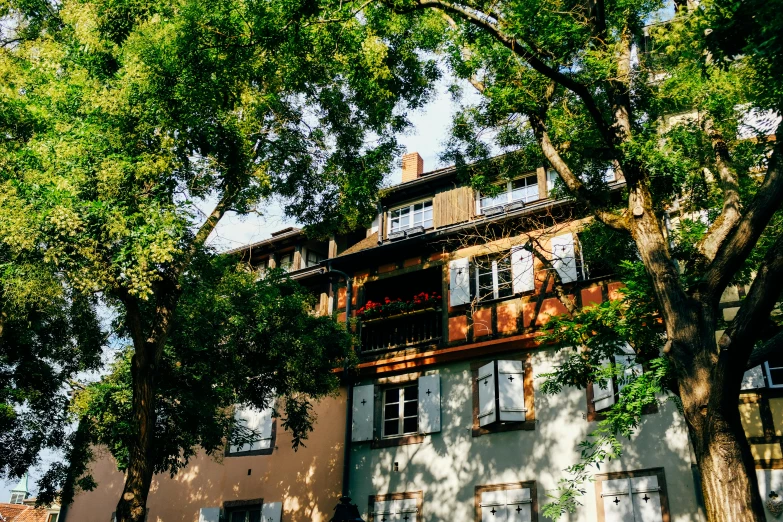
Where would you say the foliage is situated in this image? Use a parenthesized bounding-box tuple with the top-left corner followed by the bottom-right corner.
(0, 0, 439, 513)
(356, 291, 441, 319)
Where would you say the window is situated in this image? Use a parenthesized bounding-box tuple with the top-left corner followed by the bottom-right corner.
(227, 403, 275, 456)
(595, 468, 670, 522)
(351, 374, 441, 447)
(383, 384, 419, 438)
(765, 353, 783, 388)
(471, 356, 535, 437)
(547, 168, 615, 196)
(305, 249, 325, 267)
(277, 252, 294, 272)
(587, 345, 652, 421)
(47, 515, 59, 522)
(475, 254, 514, 302)
(389, 200, 433, 233)
(368, 492, 422, 522)
(479, 175, 538, 213)
(224, 502, 282, 522)
(475, 482, 538, 522)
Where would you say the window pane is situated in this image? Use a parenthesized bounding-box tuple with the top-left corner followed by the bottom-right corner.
(770, 368, 783, 386)
(477, 267, 494, 302)
(404, 385, 418, 401)
(385, 389, 399, 404)
(403, 416, 418, 434)
(248, 510, 262, 522)
(403, 401, 417, 417)
(481, 193, 506, 210)
(385, 404, 400, 420)
(384, 419, 400, 436)
(496, 257, 513, 298)
(231, 511, 247, 522)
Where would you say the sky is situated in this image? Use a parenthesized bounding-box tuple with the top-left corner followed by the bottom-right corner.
(0, 75, 471, 503)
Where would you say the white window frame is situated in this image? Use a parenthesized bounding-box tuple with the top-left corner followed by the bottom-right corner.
(765, 361, 783, 388)
(547, 168, 615, 195)
(474, 253, 514, 303)
(304, 248, 325, 268)
(277, 252, 294, 272)
(382, 384, 419, 438)
(477, 174, 539, 214)
(388, 199, 434, 233)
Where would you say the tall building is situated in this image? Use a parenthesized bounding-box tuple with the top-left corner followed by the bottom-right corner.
(66, 152, 782, 522)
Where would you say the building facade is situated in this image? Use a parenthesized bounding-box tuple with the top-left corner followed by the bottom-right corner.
(66, 152, 783, 522)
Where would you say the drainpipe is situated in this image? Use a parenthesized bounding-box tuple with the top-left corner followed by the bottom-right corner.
(325, 264, 354, 501)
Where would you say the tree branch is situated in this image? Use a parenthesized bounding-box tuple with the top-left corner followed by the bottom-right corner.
(722, 231, 783, 370)
(697, 120, 742, 261)
(747, 330, 783, 370)
(701, 123, 783, 300)
(386, 0, 614, 144)
(528, 110, 629, 231)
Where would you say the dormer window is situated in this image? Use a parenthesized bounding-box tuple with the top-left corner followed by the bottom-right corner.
(389, 200, 433, 233)
(478, 175, 539, 214)
(277, 252, 294, 272)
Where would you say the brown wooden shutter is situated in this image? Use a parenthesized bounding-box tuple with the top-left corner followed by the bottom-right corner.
(433, 186, 474, 228)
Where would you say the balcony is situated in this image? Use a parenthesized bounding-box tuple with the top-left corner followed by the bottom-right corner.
(359, 307, 442, 353)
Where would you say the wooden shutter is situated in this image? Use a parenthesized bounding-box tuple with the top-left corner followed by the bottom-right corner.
(497, 360, 526, 422)
(261, 502, 283, 522)
(630, 475, 663, 522)
(506, 488, 533, 522)
(449, 258, 471, 307)
(480, 490, 507, 522)
(511, 246, 535, 294)
(592, 358, 616, 411)
(601, 478, 633, 522)
(433, 186, 474, 228)
(352, 385, 375, 442)
(418, 374, 441, 434)
(551, 233, 578, 283)
(477, 362, 497, 427)
(742, 365, 765, 390)
(198, 508, 220, 522)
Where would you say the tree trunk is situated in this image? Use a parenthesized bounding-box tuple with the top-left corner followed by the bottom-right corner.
(115, 340, 158, 522)
(678, 334, 767, 522)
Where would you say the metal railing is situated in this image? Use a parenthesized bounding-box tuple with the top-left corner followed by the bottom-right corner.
(359, 308, 442, 353)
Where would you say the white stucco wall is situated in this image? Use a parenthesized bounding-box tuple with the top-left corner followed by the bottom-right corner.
(349, 347, 703, 522)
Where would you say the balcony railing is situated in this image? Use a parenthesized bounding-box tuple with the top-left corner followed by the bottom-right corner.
(359, 308, 442, 353)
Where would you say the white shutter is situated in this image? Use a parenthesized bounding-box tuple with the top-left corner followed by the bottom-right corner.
(352, 384, 375, 442)
(418, 374, 441, 434)
(742, 365, 765, 390)
(198, 508, 221, 522)
(601, 478, 633, 522)
(399, 498, 419, 522)
(631, 475, 663, 522)
(617, 344, 643, 395)
(551, 233, 578, 283)
(449, 258, 471, 307)
(480, 490, 507, 522)
(497, 360, 526, 422)
(592, 358, 615, 411)
(477, 362, 497, 427)
(511, 246, 535, 294)
(261, 501, 283, 522)
(372, 499, 396, 521)
(506, 488, 533, 522)
(231, 405, 274, 453)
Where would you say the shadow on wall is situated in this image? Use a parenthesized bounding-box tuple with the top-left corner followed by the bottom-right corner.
(352, 348, 699, 522)
(67, 394, 347, 522)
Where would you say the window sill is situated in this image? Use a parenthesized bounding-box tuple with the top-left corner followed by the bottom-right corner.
(472, 420, 535, 437)
(225, 446, 274, 457)
(371, 434, 426, 449)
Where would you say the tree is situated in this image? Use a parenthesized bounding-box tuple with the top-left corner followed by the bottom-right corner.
(0, 0, 440, 519)
(332, 0, 783, 519)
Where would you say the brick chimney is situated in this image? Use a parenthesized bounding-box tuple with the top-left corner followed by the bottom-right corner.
(401, 152, 424, 183)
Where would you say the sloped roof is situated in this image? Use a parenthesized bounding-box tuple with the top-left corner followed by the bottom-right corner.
(340, 231, 379, 256)
(13, 507, 49, 522)
(0, 503, 32, 522)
